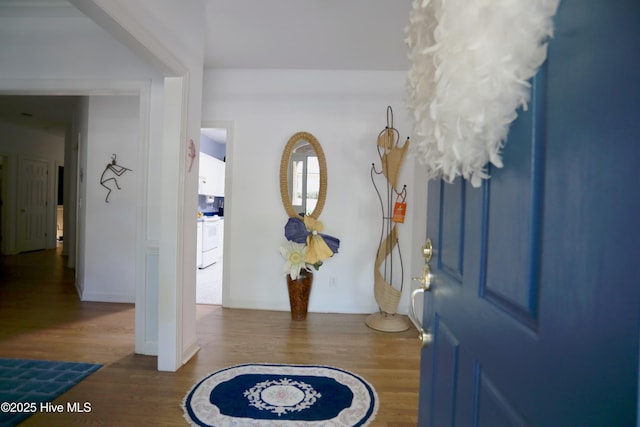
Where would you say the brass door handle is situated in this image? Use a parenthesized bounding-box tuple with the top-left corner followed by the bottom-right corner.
(409, 261, 433, 347)
(409, 287, 433, 347)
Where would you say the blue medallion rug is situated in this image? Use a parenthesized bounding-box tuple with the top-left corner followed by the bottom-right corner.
(0, 358, 102, 427)
(182, 363, 379, 427)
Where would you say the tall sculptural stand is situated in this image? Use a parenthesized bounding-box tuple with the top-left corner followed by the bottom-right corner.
(365, 106, 411, 332)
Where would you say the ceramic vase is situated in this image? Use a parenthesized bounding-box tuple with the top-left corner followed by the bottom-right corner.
(286, 270, 313, 321)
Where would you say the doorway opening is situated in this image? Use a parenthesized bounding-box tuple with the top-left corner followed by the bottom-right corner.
(56, 164, 64, 246)
(196, 127, 227, 305)
(0, 91, 146, 354)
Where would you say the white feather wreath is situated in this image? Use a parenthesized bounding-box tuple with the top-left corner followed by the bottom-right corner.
(405, 0, 559, 187)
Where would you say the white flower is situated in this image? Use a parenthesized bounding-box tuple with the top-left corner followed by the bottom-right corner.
(280, 241, 310, 280)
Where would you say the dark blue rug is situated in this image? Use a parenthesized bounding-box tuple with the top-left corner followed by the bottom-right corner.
(183, 363, 379, 426)
(0, 358, 102, 427)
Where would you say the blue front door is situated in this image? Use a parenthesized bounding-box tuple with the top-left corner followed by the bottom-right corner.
(417, 1, 640, 425)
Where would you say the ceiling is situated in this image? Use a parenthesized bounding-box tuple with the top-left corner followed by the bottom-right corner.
(203, 0, 412, 70)
(0, 95, 79, 137)
(0, 0, 412, 137)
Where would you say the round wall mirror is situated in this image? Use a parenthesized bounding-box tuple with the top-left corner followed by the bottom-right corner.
(279, 131, 327, 219)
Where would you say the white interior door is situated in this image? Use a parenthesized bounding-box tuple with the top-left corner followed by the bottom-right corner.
(18, 158, 48, 252)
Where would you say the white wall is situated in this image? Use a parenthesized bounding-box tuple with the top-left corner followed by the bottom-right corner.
(0, 121, 65, 255)
(203, 69, 421, 315)
(79, 95, 139, 302)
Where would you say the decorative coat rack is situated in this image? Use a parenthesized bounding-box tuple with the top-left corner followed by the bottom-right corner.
(365, 106, 412, 332)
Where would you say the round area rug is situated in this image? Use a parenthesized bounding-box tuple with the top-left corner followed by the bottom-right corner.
(182, 363, 379, 427)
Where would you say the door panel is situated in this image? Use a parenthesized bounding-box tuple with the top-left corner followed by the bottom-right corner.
(417, 1, 640, 425)
(474, 367, 529, 427)
(18, 158, 48, 252)
(429, 315, 460, 427)
(481, 75, 544, 330)
(439, 179, 464, 282)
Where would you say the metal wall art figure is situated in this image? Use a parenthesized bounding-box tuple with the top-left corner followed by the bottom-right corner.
(100, 154, 132, 203)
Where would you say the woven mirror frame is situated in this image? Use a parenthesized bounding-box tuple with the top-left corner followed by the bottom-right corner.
(279, 131, 327, 220)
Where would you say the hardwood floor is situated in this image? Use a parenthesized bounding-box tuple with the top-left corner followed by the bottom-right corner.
(0, 248, 420, 426)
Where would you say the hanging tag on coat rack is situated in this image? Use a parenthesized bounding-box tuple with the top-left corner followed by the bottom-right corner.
(392, 193, 407, 223)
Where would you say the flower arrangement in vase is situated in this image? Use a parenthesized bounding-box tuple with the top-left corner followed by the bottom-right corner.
(280, 216, 340, 320)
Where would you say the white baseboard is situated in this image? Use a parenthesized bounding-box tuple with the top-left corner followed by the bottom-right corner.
(80, 291, 135, 304)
